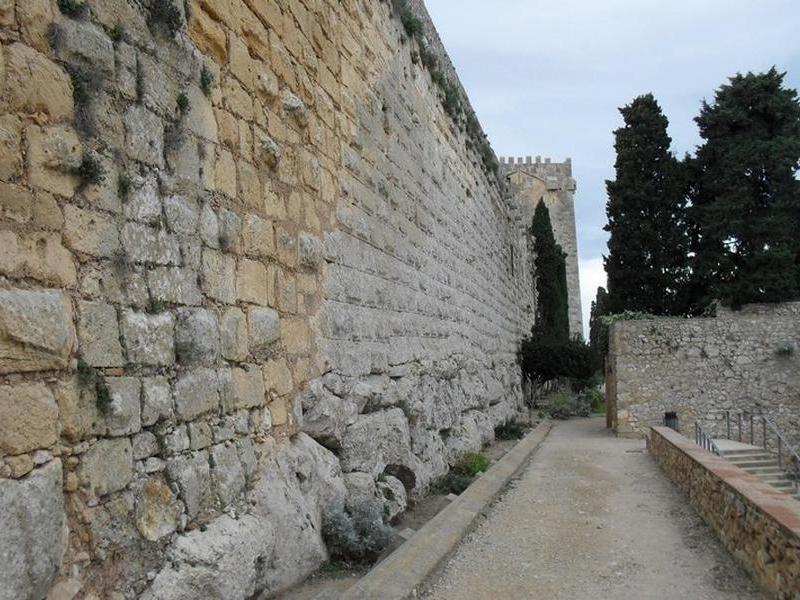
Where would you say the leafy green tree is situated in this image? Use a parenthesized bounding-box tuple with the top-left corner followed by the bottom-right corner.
(689, 68, 800, 308)
(604, 94, 690, 315)
(531, 200, 569, 343)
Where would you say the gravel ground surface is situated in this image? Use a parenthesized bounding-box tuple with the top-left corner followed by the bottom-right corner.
(424, 417, 763, 600)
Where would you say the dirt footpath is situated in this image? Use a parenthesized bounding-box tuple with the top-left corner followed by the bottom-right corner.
(424, 417, 762, 600)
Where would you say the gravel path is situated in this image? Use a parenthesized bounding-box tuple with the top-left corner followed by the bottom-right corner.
(424, 417, 762, 600)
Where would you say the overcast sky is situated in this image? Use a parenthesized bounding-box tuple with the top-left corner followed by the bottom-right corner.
(425, 0, 800, 335)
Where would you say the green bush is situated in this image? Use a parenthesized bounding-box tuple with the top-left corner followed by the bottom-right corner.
(74, 152, 106, 187)
(452, 452, 490, 477)
(546, 391, 575, 420)
(322, 499, 394, 564)
(58, 0, 87, 18)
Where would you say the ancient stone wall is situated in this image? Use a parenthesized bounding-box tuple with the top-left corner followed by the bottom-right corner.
(607, 303, 800, 444)
(649, 426, 800, 598)
(0, 1, 539, 598)
(501, 156, 583, 338)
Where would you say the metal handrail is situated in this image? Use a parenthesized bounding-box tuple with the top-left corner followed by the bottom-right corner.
(695, 421, 721, 455)
(698, 409, 800, 495)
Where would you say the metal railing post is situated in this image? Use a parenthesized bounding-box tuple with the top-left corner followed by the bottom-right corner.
(778, 437, 783, 469)
(750, 414, 754, 445)
(726, 411, 731, 439)
(762, 417, 767, 450)
(737, 413, 742, 442)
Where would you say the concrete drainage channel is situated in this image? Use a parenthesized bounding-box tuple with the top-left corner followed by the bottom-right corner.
(320, 420, 553, 600)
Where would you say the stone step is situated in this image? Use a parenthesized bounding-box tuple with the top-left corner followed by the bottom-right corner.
(741, 466, 785, 476)
(720, 448, 769, 457)
(728, 459, 779, 469)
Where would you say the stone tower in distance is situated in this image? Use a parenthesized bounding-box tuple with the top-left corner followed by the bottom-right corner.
(501, 156, 583, 339)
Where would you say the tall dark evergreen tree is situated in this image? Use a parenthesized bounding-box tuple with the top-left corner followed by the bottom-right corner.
(604, 94, 689, 315)
(531, 200, 569, 343)
(689, 68, 800, 308)
(589, 286, 609, 363)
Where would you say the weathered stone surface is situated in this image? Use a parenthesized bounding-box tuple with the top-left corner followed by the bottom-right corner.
(78, 301, 124, 367)
(64, 204, 120, 258)
(220, 307, 248, 361)
(5, 43, 73, 120)
(120, 311, 175, 366)
(219, 365, 265, 412)
(164, 194, 199, 235)
(339, 408, 417, 487)
(236, 258, 270, 305)
(300, 379, 358, 449)
(247, 306, 280, 358)
(202, 250, 237, 304)
(121, 222, 181, 265)
(175, 308, 220, 365)
(124, 105, 164, 167)
(0, 461, 64, 600)
(51, 18, 115, 76)
(174, 368, 220, 421)
(264, 357, 294, 396)
(165, 452, 211, 519)
(0, 383, 58, 455)
(0, 289, 74, 374)
(378, 474, 408, 523)
(133, 431, 159, 460)
(135, 477, 181, 541)
(105, 377, 142, 437)
(209, 442, 245, 506)
(148, 267, 202, 305)
(143, 514, 274, 600)
(124, 174, 162, 223)
(25, 124, 80, 197)
(252, 433, 347, 593)
(343, 471, 378, 511)
(142, 376, 173, 426)
(78, 437, 134, 497)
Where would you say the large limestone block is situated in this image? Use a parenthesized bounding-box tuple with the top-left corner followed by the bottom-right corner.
(339, 408, 418, 488)
(174, 308, 220, 365)
(165, 452, 211, 519)
(78, 301, 124, 367)
(63, 204, 120, 258)
(120, 311, 175, 366)
(143, 514, 274, 600)
(78, 437, 134, 497)
(51, 18, 115, 76)
(209, 443, 245, 507)
(0, 289, 75, 374)
(0, 461, 65, 600)
(219, 365, 265, 412)
(300, 379, 358, 449)
(247, 306, 279, 358)
(173, 368, 220, 421)
(135, 477, 181, 542)
(251, 433, 347, 594)
(25, 124, 81, 197)
(4, 43, 73, 120)
(0, 382, 59, 455)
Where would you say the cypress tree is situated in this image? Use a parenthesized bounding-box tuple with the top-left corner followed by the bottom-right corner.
(589, 286, 609, 363)
(604, 94, 689, 315)
(531, 200, 569, 343)
(690, 68, 800, 308)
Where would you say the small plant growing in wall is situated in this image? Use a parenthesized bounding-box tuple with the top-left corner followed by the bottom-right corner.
(57, 0, 88, 18)
(148, 0, 184, 36)
(200, 65, 215, 97)
(176, 91, 191, 117)
(110, 23, 125, 43)
(74, 152, 107, 187)
(776, 342, 795, 357)
(77, 358, 112, 414)
(117, 173, 131, 201)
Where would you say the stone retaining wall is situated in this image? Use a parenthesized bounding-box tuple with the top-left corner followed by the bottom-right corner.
(607, 302, 800, 441)
(0, 0, 540, 598)
(649, 426, 800, 598)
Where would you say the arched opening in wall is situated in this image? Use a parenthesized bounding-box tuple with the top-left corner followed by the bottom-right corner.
(383, 464, 416, 491)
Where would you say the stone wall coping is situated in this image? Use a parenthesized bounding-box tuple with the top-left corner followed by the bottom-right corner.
(650, 426, 800, 537)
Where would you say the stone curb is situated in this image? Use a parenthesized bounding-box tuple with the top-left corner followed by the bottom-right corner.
(340, 420, 553, 600)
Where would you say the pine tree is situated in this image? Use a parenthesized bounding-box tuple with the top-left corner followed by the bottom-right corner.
(604, 94, 689, 315)
(531, 200, 569, 343)
(690, 68, 800, 308)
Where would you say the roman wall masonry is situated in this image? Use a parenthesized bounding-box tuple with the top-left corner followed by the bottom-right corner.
(0, 1, 579, 598)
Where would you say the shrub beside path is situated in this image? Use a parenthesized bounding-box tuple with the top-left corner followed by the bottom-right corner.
(423, 417, 761, 599)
